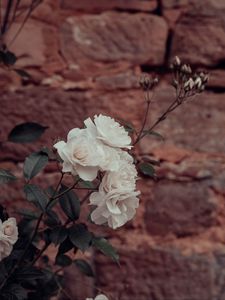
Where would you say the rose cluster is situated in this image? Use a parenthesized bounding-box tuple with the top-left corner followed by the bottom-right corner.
(54, 114, 140, 229)
(0, 217, 18, 261)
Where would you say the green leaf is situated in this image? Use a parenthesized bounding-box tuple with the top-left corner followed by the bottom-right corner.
(15, 266, 44, 282)
(117, 118, 135, 134)
(59, 186, 80, 221)
(24, 151, 48, 180)
(0, 169, 16, 185)
(3, 51, 17, 66)
(3, 284, 27, 300)
(74, 259, 94, 277)
(57, 238, 74, 255)
(8, 122, 48, 143)
(55, 254, 72, 267)
(139, 162, 155, 178)
(14, 68, 31, 79)
(17, 209, 40, 220)
(69, 224, 92, 252)
(44, 210, 61, 227)
(143, 130, 164, 141)
(78, 180, 96, 189)
(92, 237, 119, 263)
(49, 227, 68, 246)
(24, 184, 48, 212)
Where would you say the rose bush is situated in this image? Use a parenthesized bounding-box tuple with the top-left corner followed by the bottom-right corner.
(0, 56, 208, 300)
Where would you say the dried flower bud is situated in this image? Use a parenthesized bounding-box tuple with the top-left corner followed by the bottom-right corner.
(172, 79, 178, 88)
(194, 77, 202, 89)
(186, 65, 192, 74)
(139, 74, 157, 91)
(174, 56, 181, 67)
(184, 78, 195, 91)
(181, 64, 190, 74)
(199, 72, 209, 84)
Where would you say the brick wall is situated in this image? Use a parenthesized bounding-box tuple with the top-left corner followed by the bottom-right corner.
(1, 1, 225, 299)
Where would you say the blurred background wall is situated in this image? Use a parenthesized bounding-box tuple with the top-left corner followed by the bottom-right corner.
(1, 0, 225, 299)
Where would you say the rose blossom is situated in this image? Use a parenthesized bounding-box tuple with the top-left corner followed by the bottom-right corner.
(0, 217, 18, 245)
(90, 189, 140, 229)
(84, 114, 132, 149)
(0, 240, 12, 262)
(86, 294, 109, 300)
(99, 160, 138, 194)
(54, 128, 106, 181)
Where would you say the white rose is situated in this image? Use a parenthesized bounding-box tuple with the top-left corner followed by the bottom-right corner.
(0, 239, 13, 261)
(90, 189, 140, 229)
(86, 294, 109, 300)
(99, 145, 120, 172)
(0, 217, 18, 245)
(54, 128, 105, 181)
(100, 161, 138, 193)
(84, 114, 132, 149)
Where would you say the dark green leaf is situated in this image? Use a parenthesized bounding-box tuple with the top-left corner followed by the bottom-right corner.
(59, 185, 80, 221)
(49, 227, 67, 246)
(3, 51, 17, 66)
(17, 209, 40, 220)
(3, 284, 27, 300)
(8, 122, 48, 143)
(78, 180, 96, 189)
(139, 162, 155, 178)
(69, 224, 92, 252)
(44, 210, 61, 227)
(0, 169, 16, 185)
(55, 254, 72, 267)
(74, 259, 94, 277)
(24, 184, 48, 212)
(117, 118, 135, 134)
(15, 266, 44, 282)
(24, 151, 48, 180)
(92, 237, 119, 263)
(143, 130, 164, 141)
(14, 69, 31, 79)
(57, 238, 74, 255)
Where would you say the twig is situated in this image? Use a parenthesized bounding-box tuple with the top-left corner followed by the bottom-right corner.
(133, 90, 152, 145)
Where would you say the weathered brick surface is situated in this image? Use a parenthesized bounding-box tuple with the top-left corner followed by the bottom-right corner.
(170, 0, 225, 66)
(95, 242, 225, 300)
(60, 12, 168, 79)
(0, 1, 225, 299)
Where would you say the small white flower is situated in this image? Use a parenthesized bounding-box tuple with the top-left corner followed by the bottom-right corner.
(0, 239, 12, 262)
(0, 217, 18, 245)
(54, 128, 105, 181)
(84, 114, 132, 149)
(90, 189, 140, 229)
(86, 294, 109, 300)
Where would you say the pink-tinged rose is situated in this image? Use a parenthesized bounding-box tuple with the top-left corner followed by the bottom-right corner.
(0, 239, 13, 262)
(0, 217, 18, 245)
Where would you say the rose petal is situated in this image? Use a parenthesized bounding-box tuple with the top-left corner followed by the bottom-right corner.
(76, 165, 98, 181)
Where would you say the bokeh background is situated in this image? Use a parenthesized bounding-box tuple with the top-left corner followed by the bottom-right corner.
(1, 0, 225, 299)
